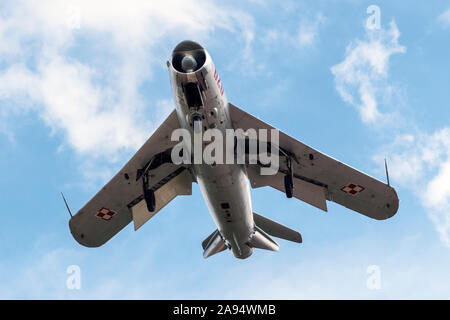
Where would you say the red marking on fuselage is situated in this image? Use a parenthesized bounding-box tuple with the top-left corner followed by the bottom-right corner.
(214, 67, 224, 96)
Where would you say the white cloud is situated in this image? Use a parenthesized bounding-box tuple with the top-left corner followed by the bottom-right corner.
(438, 9, 450, 28)
(331, 21, 406, 123)
(263, 13, 326, 50)
(0, 248, 83, 299)
(379, 128, 450, 246)
(297, 14, 326, 48)
(0, 0, 254, 159)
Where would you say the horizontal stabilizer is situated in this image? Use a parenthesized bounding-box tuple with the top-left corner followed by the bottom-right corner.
(247, 226, 279, 251)
(203, 229, 227, 259)
(253, 212, 302, 243)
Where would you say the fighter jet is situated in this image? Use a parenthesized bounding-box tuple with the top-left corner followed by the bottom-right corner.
(68, 40, 399, 259)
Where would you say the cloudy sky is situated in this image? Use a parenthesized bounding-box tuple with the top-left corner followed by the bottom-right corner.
(1, 0, 450, 299)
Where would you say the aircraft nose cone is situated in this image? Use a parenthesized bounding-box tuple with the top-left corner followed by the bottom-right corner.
(181, 55, 197, 72)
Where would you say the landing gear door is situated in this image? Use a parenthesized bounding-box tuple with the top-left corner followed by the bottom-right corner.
(131, 167, 193, 231)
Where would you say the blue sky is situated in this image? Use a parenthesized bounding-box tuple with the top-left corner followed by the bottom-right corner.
(1, 0, 450, 299)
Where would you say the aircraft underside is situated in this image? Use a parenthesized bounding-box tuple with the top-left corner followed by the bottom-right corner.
(68, 40, 399, 260)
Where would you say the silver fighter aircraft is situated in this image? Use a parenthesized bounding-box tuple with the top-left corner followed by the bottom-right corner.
(68, 41, 399, 259)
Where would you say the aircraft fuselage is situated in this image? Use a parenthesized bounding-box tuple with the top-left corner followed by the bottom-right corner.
(168, 41, 254, 259)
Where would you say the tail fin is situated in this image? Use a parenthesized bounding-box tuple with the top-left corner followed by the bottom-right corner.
(202, 229, 227, 259)
(247, 226, 279, 251)
(253, 212, 302, 243)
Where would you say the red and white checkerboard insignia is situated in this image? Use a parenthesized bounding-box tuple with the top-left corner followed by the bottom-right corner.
(340, 183, 365, 195)
(95, 207, 117, 221)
